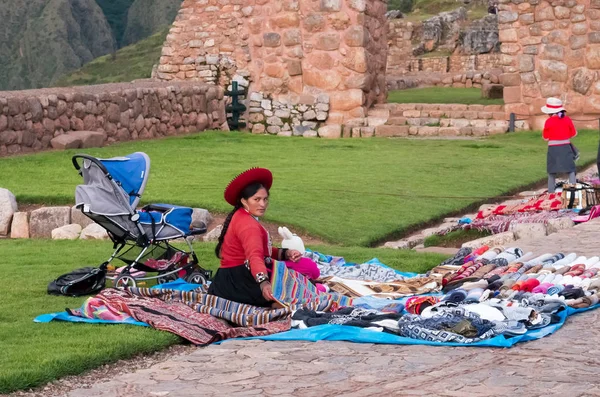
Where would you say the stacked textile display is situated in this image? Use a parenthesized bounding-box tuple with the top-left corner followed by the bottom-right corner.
(37, 245, 600, 347)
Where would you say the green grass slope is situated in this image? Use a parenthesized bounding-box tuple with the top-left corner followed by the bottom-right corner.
(0, 0, 115, 90)
(54, 29, 167, 87)
(1, 131, 598, 247)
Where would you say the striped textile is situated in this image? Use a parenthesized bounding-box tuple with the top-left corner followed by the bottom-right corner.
(128, 287, 292, 327)
(467, 211, 575, 234)
(270, 260, 353, 310)
(88, 288, 290, 345)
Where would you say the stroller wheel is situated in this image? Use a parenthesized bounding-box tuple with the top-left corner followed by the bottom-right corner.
(114, 275, 137, 288)
(186, 271, 207, 285)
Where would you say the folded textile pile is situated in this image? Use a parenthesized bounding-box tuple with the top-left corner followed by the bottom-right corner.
(292, 307, 402, 333)
(306, 249, 415, 283)
(476, 192, 563, 219)
(466, 211, 577, 234)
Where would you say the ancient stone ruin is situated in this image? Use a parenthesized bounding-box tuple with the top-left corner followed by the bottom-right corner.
(498, 0, 600, 130)
(157, 0, 389, 138)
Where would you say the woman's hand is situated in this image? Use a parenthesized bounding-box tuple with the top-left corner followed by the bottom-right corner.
(285, 249, 302, 262)
(260, 281, 275, 302)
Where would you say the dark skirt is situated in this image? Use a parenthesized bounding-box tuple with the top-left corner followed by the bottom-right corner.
(547, 145, 576, 174)
(207, 265, 271, 307)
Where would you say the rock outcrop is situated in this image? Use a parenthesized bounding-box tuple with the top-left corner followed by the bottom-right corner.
(412, 8, 468, 56)
(0, 0, 115, 90)
(460, 14, 499, 55)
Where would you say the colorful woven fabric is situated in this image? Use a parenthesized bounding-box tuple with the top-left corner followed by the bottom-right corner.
(127, 287, 292, 327)
(270, 260, 353, 310)
(476, 192, 563, 220)
(83, 288, 291, 345)
(405, 296, 440, 315)
(469, 211, 574, 234)
(71, 295, 133, 322)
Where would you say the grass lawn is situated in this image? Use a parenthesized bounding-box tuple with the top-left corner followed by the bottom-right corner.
(388, 87, 504, 106)
(0, 239, 446, 393)
(53, 29, 167, 87)
(424, 229, 491, 248)
(1, 131, 598, 246)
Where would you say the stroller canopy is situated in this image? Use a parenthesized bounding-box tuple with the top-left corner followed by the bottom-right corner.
(74, 152, 150, 211)
(100, 152, 150, 208)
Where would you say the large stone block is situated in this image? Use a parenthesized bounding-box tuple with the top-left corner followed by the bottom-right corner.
(0, 188, 17, 236)
(10, 212, 29, 239)
(462, 231, 515, 249)
(52, 224, 82, 240)
(538, 60, 568, 82)
(329, 90, 364, 111)
(572, 68, 596, 95)
(510, 223, 547, 241)
(67, 131, 107, 149)
(29, 207, 71, 238)
(546, 217, 575, 234)
(375, 125, 409, 137)
(50, 134, 82, 150)
(80, 223, 109, 240)
(192, 208, 212, 229)
(318, 124, 342, 139)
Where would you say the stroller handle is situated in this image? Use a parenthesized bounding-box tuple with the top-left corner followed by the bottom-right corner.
(72, 154, 111, 178)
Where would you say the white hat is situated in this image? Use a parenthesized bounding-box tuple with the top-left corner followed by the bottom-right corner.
(541, 97, 566, 114)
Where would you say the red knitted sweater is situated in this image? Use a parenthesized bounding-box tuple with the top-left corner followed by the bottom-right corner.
(219, 208, 279, 279)
(542, 115, 577, 144)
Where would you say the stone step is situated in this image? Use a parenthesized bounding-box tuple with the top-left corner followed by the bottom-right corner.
(389, 109, 506, 120)
(382, 117, 529, 132)
(374, 122, 515, 137)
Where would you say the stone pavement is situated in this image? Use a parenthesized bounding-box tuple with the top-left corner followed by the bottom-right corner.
(52, 205, 600, 397)
(517, 216, 600, 258)
(67, 309, 600, 397)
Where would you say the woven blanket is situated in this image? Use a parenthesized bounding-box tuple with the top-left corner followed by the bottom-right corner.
(320, 275, 441, 299)
(477, 192, 563, 219)
(306, 249, 411, 283)
(468, 211, 576, 234)
(270, 260, 353, 310)
(128, 288, 293, 327)
(79, 289, 290, 345)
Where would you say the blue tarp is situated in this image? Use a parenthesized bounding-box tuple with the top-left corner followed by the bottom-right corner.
(226, 305, 597, 348)
(35, 255, 600, 348)
(34, 312, 149, 327)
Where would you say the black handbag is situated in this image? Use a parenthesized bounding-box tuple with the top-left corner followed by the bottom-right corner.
(47, 265, 107, 297)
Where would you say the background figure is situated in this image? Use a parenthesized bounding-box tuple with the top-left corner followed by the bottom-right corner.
(541, 98, 578, 193)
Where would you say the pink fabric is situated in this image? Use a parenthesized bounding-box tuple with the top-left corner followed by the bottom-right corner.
(532, 282, 553, 294)
(573, 205, 600, 223)
(315, 283, 327, 293)
(284, 257, 320, 280)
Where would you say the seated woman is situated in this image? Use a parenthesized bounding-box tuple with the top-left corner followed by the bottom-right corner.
(208, 167, 319, 307)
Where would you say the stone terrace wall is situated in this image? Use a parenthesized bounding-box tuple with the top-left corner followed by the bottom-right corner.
(158, 0, 389, 138)
(498, 0, 600, 129)
(390, 54, 501, 74)
(0, 82, 226, 156)
(387, 70, 501, 91)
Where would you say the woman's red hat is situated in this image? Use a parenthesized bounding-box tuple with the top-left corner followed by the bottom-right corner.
(224, 168, 273, 206)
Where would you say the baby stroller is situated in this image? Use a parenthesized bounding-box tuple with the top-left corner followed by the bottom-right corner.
(72, 152, 212, 288)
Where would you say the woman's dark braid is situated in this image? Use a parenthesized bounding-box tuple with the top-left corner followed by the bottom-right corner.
(214, 204, 241, 258)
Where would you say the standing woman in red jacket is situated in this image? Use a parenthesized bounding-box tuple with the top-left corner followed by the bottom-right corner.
(541, 97, 578, 193)
(208, 168, 303, 307)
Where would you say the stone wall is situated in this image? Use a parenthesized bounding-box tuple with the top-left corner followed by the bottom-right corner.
(367, 103, 520, 138)
(0, 82, 226, 156)
(387, 70, 501, 91)
(388, 53, 502, 75)
(498, 0, 600, 130)
(157, 0, 389, 138)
